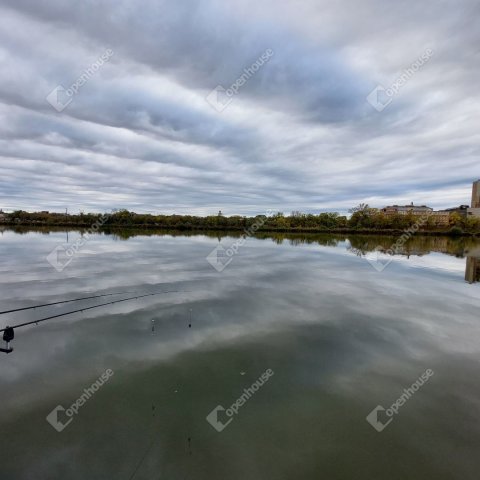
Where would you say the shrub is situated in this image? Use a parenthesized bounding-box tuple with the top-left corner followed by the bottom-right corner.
(449, 226, 464, 236)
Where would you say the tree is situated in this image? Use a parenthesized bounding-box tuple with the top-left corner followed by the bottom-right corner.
(348, 203, 370, 214)
(348, 204, 377, 228)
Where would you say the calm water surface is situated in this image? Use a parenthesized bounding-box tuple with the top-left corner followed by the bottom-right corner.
(0, 229, 479, 479)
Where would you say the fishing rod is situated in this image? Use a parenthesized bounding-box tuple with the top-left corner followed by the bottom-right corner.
(0, 291, 139, 315)
(0, 289, 188, 354)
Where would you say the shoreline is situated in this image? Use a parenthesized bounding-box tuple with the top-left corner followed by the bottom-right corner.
(1, 222, 478, 237)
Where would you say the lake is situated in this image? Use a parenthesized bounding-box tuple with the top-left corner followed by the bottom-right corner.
(0, 228, 479, 479)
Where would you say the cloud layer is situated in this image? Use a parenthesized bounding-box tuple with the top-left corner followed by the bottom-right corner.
(0, 0, 479, 215)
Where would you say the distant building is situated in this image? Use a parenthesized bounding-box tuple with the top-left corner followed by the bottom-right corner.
(444, 182, 480, 218)
(380, 203, 450, 225)
(472, 180, 480, 208)
(389, 181, 480, 224)
(381, 203, 433, 216)
(445, 205, 470, 217)
(468, 180, 480, 218)
(428, 211, 450, 226)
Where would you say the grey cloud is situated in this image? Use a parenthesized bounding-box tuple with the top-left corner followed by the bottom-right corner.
(0, 0, 478, 214)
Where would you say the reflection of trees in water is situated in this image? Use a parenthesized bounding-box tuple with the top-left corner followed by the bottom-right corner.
(3, 225, 480, 282)
(348, 246, 367, 257)
(1, 226, 478, 255)
(4, 225, 479, 285)
(343, 234, 480, 285)
(346, 235, 475, 258)
(106, 230, 478, 284)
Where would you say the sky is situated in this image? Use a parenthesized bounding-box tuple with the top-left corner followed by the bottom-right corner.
(0, 0, 479, 216)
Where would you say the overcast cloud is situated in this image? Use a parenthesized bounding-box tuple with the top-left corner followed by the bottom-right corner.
(0, 0, 479, 215)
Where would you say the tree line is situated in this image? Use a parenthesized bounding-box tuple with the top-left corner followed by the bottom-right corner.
(1, 205, 479, 233)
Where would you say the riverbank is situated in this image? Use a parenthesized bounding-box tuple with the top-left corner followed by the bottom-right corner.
(3, 208, 480, 236)
(1, 222, 478, 237)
